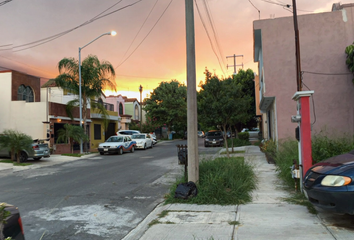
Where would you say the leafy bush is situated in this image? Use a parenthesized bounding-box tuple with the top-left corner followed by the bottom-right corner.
(165, 157, 257, 205)
(226, 138, 251, 148)
(274, 139, 299, 189)
(261, 139, 277, 157)
(312, 134, 354, 163)
(238, 132, 249, 141)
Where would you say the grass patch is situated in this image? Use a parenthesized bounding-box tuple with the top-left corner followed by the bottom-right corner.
(225, 138, 251, 148)
(220, 150, 245, 155)
(148, 219, 161, 228)
(0, 160, 32, 166)
(283, 192, 317, 214)
(61, 153, 83, 157)
(165, 157, 257, 205)
(228, 221, 240, 225)
(158, 210, 169, 218)
(0, 160, 13, 163)
(13, 163, 32, 166)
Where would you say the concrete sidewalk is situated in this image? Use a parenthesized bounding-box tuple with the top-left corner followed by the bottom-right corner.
(0, 153, 98, 173)
(123, 146, 338, 240)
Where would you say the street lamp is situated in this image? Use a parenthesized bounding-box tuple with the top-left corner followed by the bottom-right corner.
(139, 85, 143, 132)
(78, 30, 116, 153)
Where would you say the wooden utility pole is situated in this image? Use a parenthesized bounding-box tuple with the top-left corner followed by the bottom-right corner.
(292, 0, 302, 91)
(185, 0, 199, 183)
(226, 54, 244, 75)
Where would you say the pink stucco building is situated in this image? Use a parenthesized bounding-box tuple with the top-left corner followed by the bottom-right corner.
(253, 3, 354, 142)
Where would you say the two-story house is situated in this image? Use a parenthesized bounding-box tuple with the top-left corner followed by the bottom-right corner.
(253, 2, 354, 142)
(0, 70, 48, 141)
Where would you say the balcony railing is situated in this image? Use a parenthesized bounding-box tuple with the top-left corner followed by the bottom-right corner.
(92, 100, 114, 111)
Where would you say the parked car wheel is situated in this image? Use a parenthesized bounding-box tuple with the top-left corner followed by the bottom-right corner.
(100, 152, 104, 155)
(130, 146, 135, 153)
(33, 157, 42, 160)
(18, 151, 28, 163)
(151, 142, 153, 148)
(143, 143, 147, 150)
(118, 148, 123, 155)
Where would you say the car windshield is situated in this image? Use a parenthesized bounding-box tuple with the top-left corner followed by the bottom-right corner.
(131, 134, 145, 139)
(206, 131, 222, 137)
(106, 136, 123, 142)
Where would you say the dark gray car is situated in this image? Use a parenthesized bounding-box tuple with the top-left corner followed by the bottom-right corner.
(204, 130, 224, 147)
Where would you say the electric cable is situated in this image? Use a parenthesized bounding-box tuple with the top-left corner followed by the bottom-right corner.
(115, 0, 174, 69)
(0, 0, 143, 52)
(202, 0, 226, 70)
(0, 0, 12, 7)
(194, 0, 226, 77)
(121, 0, 159, 60)
(303, 70, 352, 76)
(248, 0, 261, 19)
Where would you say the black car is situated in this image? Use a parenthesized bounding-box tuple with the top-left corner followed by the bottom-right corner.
(303, 150, 354, 215)
(2, 203, 25, 240)
(204, 130, 224, 147)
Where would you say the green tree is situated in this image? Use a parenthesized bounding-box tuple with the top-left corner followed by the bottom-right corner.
(144, 80, 187, 133)
(56, 124, 88, 154)
(54, 55, 116, 151)
(0, 129, 34, 163)
(232, 68, 257, 131)
(345, 42, 354, 83)
(198, 69, 252, 156)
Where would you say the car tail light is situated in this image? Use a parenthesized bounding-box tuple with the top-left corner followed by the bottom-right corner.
(32, 145, 39, 150)
(18, 217, 24, 235)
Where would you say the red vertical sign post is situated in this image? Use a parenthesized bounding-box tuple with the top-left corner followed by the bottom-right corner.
(292, 91, 314, 177)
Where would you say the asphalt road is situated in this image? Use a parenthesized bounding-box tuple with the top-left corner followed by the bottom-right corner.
(0, 138, 220, 240)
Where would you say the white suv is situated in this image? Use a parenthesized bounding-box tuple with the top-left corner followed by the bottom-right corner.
(117, 130, 141, 137)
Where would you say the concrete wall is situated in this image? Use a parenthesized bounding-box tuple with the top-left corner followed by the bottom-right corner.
(0, 71, 47, 140)
(254, 6, 354, 140)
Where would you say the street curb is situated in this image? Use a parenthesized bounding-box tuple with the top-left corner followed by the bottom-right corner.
(122, 202, 168, 240)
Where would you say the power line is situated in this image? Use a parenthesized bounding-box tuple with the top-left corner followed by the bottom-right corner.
(0, 0, 13, 7)
(115, 0, 174, 69)
(121, 0, 159, 60)
(259, 0, 313, 13)
(302, 70, 352, 76)
(194, 0, 226, 77)
(202, 0, 226, 69)
(0, 0, 143, 52)
(248, 0, 260, 19)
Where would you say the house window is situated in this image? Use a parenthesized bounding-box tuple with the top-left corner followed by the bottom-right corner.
(119, 103, 123, 115)
(17, 85, 34, 102)
(94, 124, 101, 140)
(135, 105, 139, 120)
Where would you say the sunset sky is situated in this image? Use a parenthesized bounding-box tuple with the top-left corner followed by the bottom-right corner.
(0, 0, 352, 100)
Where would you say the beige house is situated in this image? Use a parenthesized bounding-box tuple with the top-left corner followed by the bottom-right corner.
(0, 70, 48, 141)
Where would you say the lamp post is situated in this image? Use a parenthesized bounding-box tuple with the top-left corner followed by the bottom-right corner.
(78, 30, 116, 154)
(139, 85, 143, 132)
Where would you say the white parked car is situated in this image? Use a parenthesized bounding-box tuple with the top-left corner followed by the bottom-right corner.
(131, 133, 153, 150)
(149, 132, 157, 145)
(98, 135, 136, 155)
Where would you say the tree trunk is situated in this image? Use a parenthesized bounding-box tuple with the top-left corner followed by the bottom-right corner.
(16, 151, 20, 164)
(223, 124, 230, 158)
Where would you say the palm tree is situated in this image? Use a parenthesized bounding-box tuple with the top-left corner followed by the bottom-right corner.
(54, 55, 116, 151)
(56, 124, 88, 154)
(0, 129, 34, 163)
